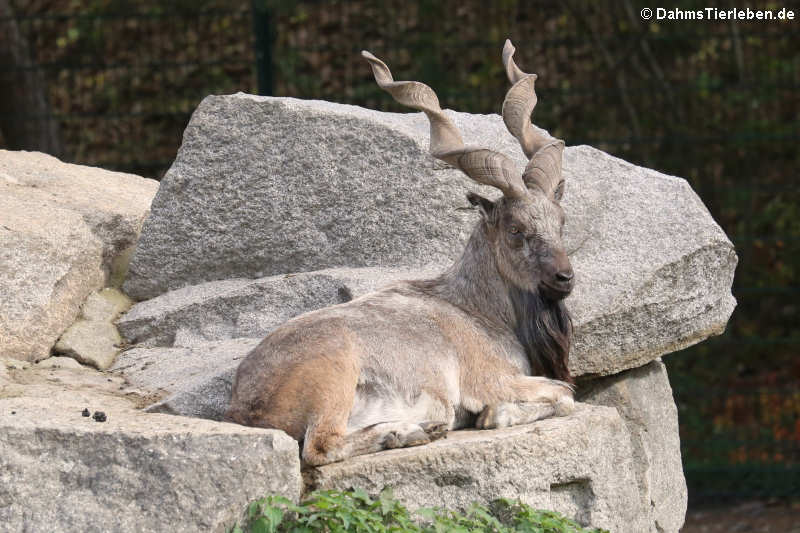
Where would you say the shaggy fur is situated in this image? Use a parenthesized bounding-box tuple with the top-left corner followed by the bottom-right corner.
(508, 286, 573, 383)
(228, 42, 578, 466)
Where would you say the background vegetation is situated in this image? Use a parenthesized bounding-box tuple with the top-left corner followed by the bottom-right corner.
(1, 0, 797, 505)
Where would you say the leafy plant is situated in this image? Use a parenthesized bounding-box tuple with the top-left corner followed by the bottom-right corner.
(229, 488, 608, 533)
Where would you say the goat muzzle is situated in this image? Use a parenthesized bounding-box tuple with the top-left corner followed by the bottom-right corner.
(540, 266, 574, 300)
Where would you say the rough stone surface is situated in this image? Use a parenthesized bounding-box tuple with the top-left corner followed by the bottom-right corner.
(53, 288, 133, 370)
(54, 319, 122, 370)
(309, 404, 651, 533)
(0, 359, 302, 533)
(0, 150, 158, 271)
(112, 338, 262, 420)
(81, 288, 133, 322)
(0, 150, 157, 362)
(123, 95, 736, 378)
(125, 95, 482, 301)
(0, 197, 104, 362)
(35, 356, 84, 370)
(118, 266, 437, 348)
(579, 360, 687, 533)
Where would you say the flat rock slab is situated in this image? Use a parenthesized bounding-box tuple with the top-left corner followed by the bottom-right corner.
(309, 404, 651, 533)
(0, 359, 301, 533)
(579, 360, 687, 533)
(0, 150, 157, 362)
(118, 266, 438, 348)
(123, 95, 736, 378)
(112, 338, 262, 420)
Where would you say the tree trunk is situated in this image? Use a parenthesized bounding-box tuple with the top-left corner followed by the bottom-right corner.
(0, 0, 62, 156)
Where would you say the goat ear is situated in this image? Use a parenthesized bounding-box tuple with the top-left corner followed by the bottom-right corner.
(467, 192, 495, 219)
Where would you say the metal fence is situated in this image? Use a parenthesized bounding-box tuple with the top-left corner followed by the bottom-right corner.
(1, 0, 798, 507)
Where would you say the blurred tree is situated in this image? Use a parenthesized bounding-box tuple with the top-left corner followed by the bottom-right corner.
(0, 0, 62, 155)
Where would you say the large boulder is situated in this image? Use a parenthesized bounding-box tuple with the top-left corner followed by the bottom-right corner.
(310, 404, 652, 533)
(125, 95, 480, 301)
(0, 151, 157, 362)
(0, 358, 301, 533)
(579, 360, 687, 533)
(0, 150, 158, 273)
(123, 95, 736, 378)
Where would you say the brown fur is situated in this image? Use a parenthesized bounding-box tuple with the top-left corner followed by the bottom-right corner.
(228, 42, 578, 465)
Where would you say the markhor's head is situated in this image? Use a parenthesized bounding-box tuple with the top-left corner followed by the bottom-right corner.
(363, 39, 573, 301)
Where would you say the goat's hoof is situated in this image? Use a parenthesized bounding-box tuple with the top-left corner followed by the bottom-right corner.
(476, 404, 510, 429)
(475, 405, 493, 429)
(554, 395, 575, 416)
(381, 423, 430, 449)
(420, 420, 449, 441)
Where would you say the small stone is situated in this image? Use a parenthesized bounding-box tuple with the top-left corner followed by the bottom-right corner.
(92, 411, 107, 422)
(36, 356, 83, 370)
(80, 288, 133, 322)
(81, 408, 90, 417)
(53, 320, 123, 370)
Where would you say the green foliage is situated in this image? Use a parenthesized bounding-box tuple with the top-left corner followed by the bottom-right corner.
(230, 489, 608, 533)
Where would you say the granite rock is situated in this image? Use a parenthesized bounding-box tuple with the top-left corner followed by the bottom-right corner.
(309, 404, 651, 533)
(54, 319, 122, 370)
(53, 288, 133, 370)
(111, 338, 262, 420)
(579, 360, 687, 533)
(0, 360, 301, 533)
(0, 150, 158, 274)
(0, 151, 157, 362)
(118, 266, 437, 348)
(123, 95, 736, 378)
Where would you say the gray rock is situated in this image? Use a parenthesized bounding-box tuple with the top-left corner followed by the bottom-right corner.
(0, 379, 302, 533)
(0, 150, 158, 272)
(309, 404, 651, 533)
(125, 95, 481, 301)
(0, 197, 104, 362)
(561, 147, 737, 376)
(579, 360, 687, 533)
(54, 319, 122, 370)
(118, 266, 437, 347)
(112, 338, 262, 420)
(81, 288, 133, 322)
(35, 356, 85, 370)
(123, 95, 735, 377)
(0, 151, 157, 362)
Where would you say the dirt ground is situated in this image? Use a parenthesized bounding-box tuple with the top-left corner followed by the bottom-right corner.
(682, 501, 800, 532)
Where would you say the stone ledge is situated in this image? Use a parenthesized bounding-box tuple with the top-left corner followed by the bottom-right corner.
(309, 404, 651, 533)
(0, 361, 301, 533)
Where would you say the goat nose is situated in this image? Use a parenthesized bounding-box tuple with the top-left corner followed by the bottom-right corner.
(556, 269, 574, 282)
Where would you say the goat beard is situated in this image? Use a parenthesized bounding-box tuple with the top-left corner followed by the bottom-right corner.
(508, 286, 573, 384)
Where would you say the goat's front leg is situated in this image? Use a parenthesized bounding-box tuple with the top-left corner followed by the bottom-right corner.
(476, 376, 574, 430)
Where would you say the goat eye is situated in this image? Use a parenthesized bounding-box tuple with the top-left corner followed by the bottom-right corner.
(509, 225, 520, 235)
